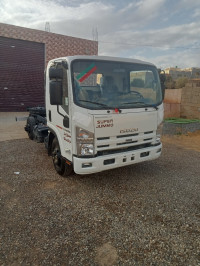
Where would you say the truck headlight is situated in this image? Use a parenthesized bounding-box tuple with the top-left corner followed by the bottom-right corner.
(78, 144, 94, 156)
(156, 122, 163, 137)
(76, 127, 94, 156)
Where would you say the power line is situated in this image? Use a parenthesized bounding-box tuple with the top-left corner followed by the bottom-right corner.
(97, 39, 200, 50)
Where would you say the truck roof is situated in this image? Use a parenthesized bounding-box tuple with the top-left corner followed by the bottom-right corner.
(49, 55, 155, 67)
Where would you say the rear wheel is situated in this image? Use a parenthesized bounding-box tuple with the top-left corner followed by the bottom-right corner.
(27, 116, 36, 140)
(51, 138, 73, 176)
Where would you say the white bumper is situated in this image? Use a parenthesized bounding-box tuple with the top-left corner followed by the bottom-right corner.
(73, 143, 162, 175)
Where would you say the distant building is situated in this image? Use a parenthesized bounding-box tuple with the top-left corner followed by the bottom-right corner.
(165, 67, 200, 80)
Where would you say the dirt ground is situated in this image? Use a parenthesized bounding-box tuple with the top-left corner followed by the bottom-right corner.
(0, 129, 200, 265)
(1, 139, 200, 265)
(162, 130, 200, 152)
(0, 112, 28, 142)
(0, 114, 200, 265)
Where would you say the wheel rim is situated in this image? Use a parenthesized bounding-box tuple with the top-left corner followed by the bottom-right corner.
(52, 146, 62, 169)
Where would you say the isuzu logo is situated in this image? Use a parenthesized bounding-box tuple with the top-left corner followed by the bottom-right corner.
(120, 128, 138, 133)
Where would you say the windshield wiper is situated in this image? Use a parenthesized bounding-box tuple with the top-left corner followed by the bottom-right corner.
(78, 100, 121, 111)
(122, 101, 158, 110)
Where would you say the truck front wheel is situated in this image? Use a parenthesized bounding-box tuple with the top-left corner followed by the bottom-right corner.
(51, 138, 73, 176)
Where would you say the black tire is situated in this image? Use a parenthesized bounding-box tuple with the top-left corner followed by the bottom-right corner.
(51, 138, 73, 176)
(27, 116, 36, 140)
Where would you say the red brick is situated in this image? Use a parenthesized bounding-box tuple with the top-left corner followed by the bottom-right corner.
(0, 22, 98, 65)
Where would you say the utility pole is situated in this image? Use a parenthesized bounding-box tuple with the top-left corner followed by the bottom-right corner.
(92, 27, 98, 41)
(45, 22, 50, 32)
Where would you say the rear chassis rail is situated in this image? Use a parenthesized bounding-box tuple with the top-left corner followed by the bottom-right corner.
(25, 107, 48, 143)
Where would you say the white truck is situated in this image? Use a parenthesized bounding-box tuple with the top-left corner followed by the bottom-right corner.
(25, 55, 165, 176)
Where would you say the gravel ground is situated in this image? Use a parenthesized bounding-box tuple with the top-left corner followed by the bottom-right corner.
(0, 138, 200, 265)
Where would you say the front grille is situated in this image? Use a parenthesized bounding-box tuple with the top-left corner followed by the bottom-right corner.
(96, 130, 156, 155)
(97, 143, 152, 156)
(97, 136, 110, 140)
(144, 131, 153, 134)
(117, 133, 139, 138)
(97, 144, 110, 148)
(117, 140, 138, 146)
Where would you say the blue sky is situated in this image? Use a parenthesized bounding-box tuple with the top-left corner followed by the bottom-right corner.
(0, 0, 200, 69)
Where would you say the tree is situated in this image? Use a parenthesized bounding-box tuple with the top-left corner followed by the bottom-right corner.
(175, 77, 188, 89)
(165, 75, 176, 89)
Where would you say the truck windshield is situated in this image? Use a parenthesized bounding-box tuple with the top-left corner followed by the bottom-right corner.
(71, 60, 162, 110)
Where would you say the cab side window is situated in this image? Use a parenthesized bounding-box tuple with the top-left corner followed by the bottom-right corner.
(52, 62, 69, 114)
(61, 66, 69, 114)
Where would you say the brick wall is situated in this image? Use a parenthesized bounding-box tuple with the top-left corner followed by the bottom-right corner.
(0, 22, 98, 64)
(181, 80, 200, 119)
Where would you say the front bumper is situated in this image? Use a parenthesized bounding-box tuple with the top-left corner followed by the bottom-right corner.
(73, 142, 162, 174)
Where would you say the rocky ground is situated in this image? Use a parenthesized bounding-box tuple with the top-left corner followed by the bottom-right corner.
(0, 134, 200, 265)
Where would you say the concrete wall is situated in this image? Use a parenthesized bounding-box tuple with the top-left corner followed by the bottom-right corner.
(164, 81, 200, 119)
(164, 89, 182, 118)
(0, 22, 98, 65)
(181, 81, 200, 119)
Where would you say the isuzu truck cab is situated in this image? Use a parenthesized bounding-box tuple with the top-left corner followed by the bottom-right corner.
(41, 55, 164, 176)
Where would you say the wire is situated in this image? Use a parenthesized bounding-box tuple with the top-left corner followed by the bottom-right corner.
(97, 40, 200, 50)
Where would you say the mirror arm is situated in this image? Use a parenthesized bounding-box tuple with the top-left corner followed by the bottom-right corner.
(57, 106, 69, 128)
(57, 105, 65, 118)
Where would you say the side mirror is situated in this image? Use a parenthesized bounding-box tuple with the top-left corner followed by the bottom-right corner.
(50, 81, 63, 105)
(49, 67, 63, 80)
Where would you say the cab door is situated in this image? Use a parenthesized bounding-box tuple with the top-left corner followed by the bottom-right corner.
(48, 61, 72, 161)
